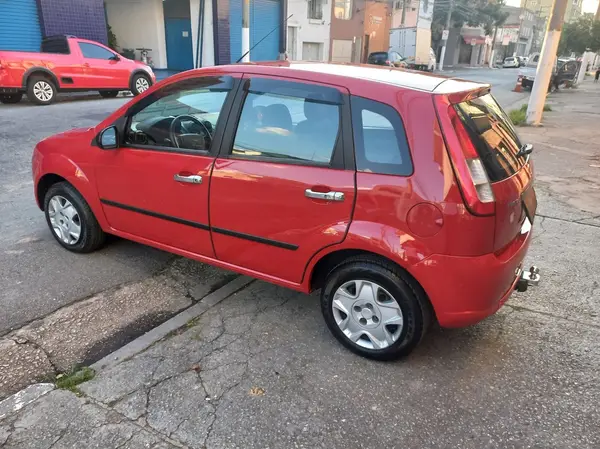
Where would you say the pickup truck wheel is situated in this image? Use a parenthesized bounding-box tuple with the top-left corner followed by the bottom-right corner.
(0, 93, 23, 104)
(28, 76, 56, 105)
(44, 182, 106, 253)
(131, 74, 151, 96)
(320, 256, 432, 360)
(99, 91, 119, 98)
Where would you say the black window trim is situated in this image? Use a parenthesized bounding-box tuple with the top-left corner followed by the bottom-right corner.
(350, 94, 414, 177)
(119, 75, 242, 157)
(217, 74, 352, 170)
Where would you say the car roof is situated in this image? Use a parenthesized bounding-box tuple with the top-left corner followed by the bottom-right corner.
(218, 61, 487, 94)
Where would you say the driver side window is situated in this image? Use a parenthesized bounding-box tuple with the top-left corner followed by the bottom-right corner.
(126, 76, 232, 152)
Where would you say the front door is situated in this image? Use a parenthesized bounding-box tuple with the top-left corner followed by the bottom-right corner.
(94, 74, 238, 257)
(165, 18, 194, 71)
(209, 75, 356, 284)
(77, 41, 130, 89)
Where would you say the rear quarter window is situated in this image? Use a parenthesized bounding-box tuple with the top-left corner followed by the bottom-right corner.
(350, 96, 412, 176)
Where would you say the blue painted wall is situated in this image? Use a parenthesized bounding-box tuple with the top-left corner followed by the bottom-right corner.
(0, 0, 42, 51)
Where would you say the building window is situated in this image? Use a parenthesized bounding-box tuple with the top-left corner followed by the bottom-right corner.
(308, 0, 323, 19)
(335, 0, 352, 20)
(394, 0, 401, 9)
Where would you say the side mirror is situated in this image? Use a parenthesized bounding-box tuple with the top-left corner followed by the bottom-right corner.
(98, 126, 119, 150)
(110, 54, 120, 61)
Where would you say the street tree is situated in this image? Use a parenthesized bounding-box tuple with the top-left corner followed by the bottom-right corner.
(558, 13, 600, 55)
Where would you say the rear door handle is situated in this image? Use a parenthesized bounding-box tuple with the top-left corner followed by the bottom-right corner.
(305, 189, 344, 202)
(174, 174, 202, 184)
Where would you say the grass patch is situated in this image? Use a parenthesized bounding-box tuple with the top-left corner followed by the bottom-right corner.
(509, 108, 527, 126)
(55, 367, 95, 394)
(519, 104, 552, 112)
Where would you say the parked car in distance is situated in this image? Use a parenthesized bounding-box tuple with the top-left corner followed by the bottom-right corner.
(503, 56, 520, 68)
(32, 62, 540, 360)
(517, 56, 528, 67)
(367, 51, 408, 68)
(0, 35, 155, 105)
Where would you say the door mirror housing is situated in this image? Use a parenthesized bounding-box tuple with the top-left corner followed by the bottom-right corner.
(98, 126, 119, 150)
(110, 54, 120, 61)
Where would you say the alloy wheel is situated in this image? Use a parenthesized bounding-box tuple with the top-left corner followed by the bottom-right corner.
(332, 280, 404, 350)
(48, 195, 81, 245)
(33, 81, 54, 102)
(135, 77, 150, 93)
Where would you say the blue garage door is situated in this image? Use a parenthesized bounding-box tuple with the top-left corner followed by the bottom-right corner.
(230, 0, 280, 63)
(0, 0, 42, 51)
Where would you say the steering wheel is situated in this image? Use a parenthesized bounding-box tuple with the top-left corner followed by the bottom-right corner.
(169, 114, 213, 149)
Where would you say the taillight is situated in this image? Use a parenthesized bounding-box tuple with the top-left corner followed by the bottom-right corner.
(435, 95, 495, 216)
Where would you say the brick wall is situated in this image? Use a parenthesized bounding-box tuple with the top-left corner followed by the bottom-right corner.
(37, 0, 108, 45)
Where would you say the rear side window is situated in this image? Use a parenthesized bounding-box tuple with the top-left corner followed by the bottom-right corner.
(454, 94, 524, 182)
(351, 96, 412, 176)
(41, 38, 70, 54)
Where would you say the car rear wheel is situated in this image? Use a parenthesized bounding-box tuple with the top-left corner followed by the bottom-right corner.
(44, 182, 106, 253)
(0, 93, 23, 104)
(131, 73, 151, 96)
(27, 76, 57, 105)
(320, 256, 432, 360)
(99, 90, 119, 98)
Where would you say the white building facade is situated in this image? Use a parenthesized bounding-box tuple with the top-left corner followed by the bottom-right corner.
(286, 0, 331, 61)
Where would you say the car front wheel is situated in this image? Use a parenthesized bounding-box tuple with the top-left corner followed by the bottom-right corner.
(131, 73, 151, 96)
(44, 182, 106, 253)
(320, 256, 432, 360)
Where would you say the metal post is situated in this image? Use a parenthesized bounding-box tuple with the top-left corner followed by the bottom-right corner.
(242, 0, 250, 62)
(488, 26, 498, 68)
(526, 0, 568, 125)
(438, 0, 453, 71)
(401, 0, 407, 25)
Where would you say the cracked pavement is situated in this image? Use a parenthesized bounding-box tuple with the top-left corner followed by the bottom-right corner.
(1, 77, 600, 449)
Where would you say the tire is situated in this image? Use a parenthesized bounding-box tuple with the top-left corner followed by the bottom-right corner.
(27, 76, 57, 105)
(320, 255, 432, 360)
(99, 90, 119, 98)
(131, 73, 151, 96)
(0, 93, 23, 104)
(43, 182, 106, 253)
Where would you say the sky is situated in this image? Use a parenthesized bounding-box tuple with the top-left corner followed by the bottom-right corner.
(505, 0, 598, 14)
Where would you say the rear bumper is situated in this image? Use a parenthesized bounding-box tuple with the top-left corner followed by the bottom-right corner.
(411, 225, 534, 328)
(0, 87, 22, 94)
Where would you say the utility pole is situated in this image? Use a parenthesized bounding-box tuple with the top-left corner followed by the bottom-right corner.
(242, 0, 250, 62)
(438, 0, 453, 71)
(525, 0, 568, 125)
(401, 0, 407, 25)
(595, 0, 600, 20)
(488, 25, 498, 68)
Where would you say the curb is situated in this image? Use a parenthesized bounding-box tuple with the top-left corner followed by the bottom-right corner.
(0, 383, 54, 420)
(91, 275, 254, 372)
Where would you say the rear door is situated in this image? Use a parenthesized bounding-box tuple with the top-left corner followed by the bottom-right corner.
(454, 94, 535, 251)
(209, 74, 356, 284)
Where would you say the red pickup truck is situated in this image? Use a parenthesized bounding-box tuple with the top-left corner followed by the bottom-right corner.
(0, 35, 155, 105)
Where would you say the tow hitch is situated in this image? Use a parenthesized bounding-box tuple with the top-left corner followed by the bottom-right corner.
(515, 266, 540, 292)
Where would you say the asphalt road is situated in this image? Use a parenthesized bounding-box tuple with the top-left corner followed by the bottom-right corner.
(0, 68, 529, 335)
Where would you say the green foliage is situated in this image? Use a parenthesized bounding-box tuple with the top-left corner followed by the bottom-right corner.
(509, 108, 526, 125)
(107, 25, 118, 51)
(55, 367, 95, 393)
(558, 13, 600, 55)
(433, 0, 509, 39)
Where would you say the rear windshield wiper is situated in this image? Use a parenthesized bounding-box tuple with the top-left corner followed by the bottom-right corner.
(516, 143, 534, 158)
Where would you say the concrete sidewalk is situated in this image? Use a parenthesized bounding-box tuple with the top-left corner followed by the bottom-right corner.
(1, 83, 599, 449)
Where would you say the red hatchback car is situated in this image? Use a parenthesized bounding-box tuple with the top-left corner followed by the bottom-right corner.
(32, 62, 540, 359)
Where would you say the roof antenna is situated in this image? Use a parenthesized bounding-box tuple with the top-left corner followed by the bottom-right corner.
(236, 14, 294, 64)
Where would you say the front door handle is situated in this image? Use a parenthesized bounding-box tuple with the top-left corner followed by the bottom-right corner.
(174, 174, 202, 184)
(305, 189, 345, 202)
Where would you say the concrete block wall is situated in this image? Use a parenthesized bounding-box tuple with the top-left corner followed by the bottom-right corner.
(37, 0, 108, 44)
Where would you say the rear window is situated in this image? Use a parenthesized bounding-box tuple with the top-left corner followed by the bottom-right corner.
(454, 94, 524, 182)
(369, 52, 388, 59)
(41, 38, 70, 54)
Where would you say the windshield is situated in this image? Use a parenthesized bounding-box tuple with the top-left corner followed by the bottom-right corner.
(454, 94, 525, 182)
